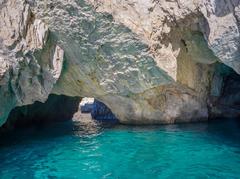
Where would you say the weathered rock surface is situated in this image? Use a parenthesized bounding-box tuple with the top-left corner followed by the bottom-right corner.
(1, 0, 240, 125)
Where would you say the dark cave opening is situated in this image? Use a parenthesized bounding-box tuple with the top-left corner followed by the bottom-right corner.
(1, 94, 81, 131)
(209, 63, 240, 119)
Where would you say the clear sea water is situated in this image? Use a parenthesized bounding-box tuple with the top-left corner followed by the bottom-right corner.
(0, 119, 240, 179)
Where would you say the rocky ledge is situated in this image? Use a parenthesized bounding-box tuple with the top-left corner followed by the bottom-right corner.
(1, 0, 240, 125)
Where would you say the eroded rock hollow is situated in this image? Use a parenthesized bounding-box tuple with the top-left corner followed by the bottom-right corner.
(1, 0, 240, 125)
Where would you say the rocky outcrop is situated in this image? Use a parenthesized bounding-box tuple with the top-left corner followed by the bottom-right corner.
(1, 0, 240, 125)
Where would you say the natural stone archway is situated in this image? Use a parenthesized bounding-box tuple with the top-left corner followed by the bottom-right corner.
(1, 0, 240, 126)
(1, 95, 120, 132)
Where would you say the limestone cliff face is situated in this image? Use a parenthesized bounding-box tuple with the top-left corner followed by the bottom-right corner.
(0, 0, 240, 125)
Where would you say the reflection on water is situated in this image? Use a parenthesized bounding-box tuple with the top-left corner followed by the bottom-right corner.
(0, 119, 239, 178)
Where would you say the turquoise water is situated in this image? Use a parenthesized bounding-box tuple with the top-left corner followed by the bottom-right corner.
(0, 120, 240, 178)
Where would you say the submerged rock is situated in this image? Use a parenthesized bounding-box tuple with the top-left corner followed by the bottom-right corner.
(1, 0, 240, 125)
